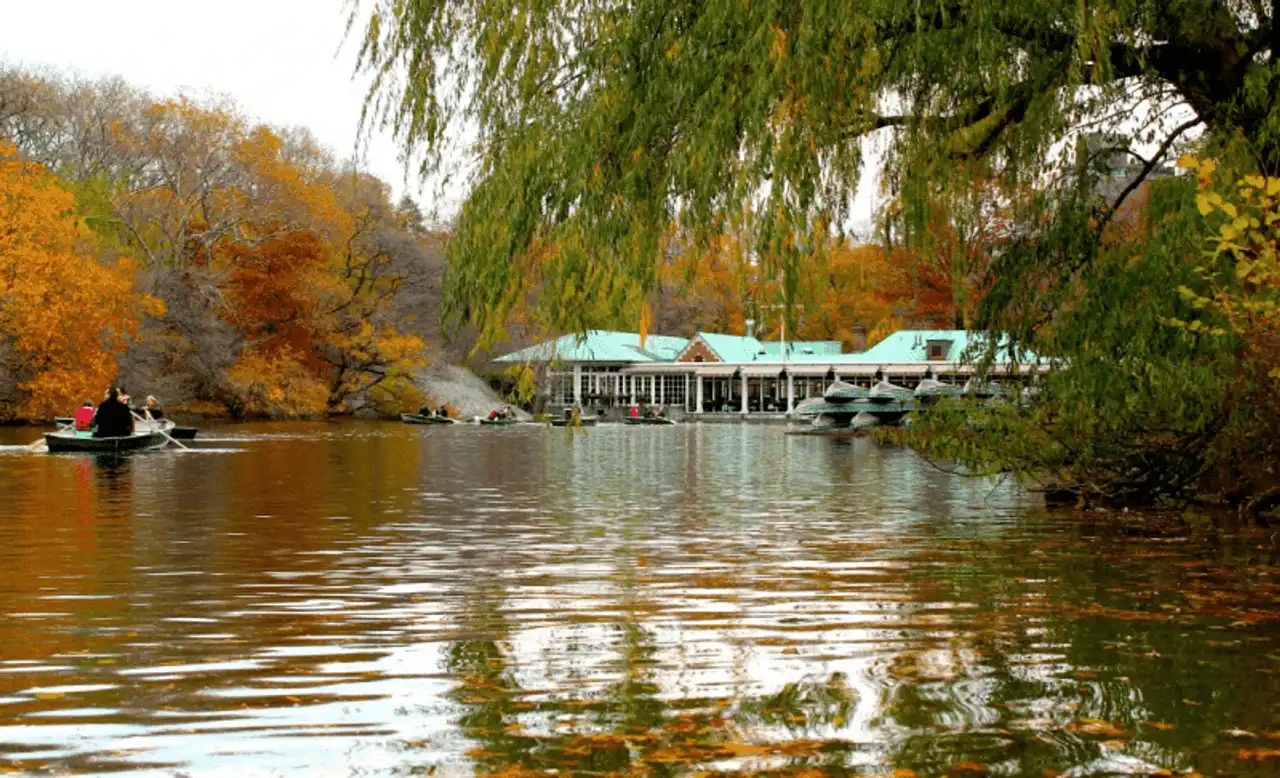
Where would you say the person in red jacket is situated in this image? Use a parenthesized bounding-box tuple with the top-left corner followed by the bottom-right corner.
(73, 401, 96, 431)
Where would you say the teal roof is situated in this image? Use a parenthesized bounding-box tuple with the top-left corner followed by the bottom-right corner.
(856, 330, 1030, 363)
(496, 329, 1037, 365)
(495, 330, 689, 363)
(761, 341, 843, 357)
(695, 332, 765, 362)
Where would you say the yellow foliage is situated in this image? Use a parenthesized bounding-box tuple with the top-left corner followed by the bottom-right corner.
(1177, 157, 1280, 381)
(0, 143, 151, 419)
(225, 349, 330, 416)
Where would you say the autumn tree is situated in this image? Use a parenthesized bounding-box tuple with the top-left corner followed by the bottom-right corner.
(0, 143, 151, 419)
(0, 69, 441, 418)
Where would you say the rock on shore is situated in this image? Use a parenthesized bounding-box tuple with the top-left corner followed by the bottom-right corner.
(415, 364, 527, 420)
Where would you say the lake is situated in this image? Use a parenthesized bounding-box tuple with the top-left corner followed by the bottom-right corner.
(0, 422, 1276, 777)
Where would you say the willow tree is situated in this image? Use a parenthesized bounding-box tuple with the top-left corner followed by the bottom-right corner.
(355, 0, 1280, 509)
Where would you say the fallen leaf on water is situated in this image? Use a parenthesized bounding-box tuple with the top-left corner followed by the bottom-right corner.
(949, 762, 987, 774)
(718, 742, 771, 757)
(775, 740, 825, 756)
(34, 692, 63, 700)
(1235, 748, 1280, 760)
(1145, 721, 1177, 731)
(1223, 728, 1257, 738)
(1066, 718, 1129, 737)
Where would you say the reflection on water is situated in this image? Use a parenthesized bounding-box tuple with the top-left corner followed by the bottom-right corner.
(0, 422, 1275, 776)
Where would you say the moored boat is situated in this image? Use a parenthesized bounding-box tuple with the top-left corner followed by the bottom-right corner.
(400, 413, 455, 425)
(868, 379, 913, 401)
(623, 416, 676, 425)
(914, 377, 962, 399)
(550, 416, 599, 427)
(823, 380, 868, 401)
(478, 417, 521, 426)
(44, 429, 170, 454)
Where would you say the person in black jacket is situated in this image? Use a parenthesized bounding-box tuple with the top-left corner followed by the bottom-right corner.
(93, 388, 135, 438)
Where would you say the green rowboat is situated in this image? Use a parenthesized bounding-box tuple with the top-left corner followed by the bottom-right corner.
(400, 413, 455, 425)
(549, 416, 600, 427)
(44, 429, 170, 454)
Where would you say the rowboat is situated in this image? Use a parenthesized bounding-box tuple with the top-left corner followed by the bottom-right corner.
(823, 380, 869, 401)
(400, 413, 455, 425)
(57, 416, 199, 439)
(137, 418, 199, 439)
(549, 416, 599, 427)
(623, 416, 676, 426)
(44, 429, 170, 454)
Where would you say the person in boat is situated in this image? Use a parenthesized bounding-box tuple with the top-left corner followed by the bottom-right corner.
(629, 405, 640, 418)
(93, 387, 135, 438)
(436, 405, 449, 419)
(143, 396, 165, 421)
(418, 404, 432, 418)
(488, 409, 499, 420)
(73, 401, 96, 432)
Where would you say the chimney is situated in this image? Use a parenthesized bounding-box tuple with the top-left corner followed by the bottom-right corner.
(850, 325, 868, 353)
(745, 318, 756, 340)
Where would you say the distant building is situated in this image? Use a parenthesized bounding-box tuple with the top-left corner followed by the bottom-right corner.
(496, 329, 1046, 417)
(1080, 131, 1178, 221)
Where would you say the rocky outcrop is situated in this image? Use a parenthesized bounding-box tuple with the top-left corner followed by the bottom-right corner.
(414, 364, 528, 420)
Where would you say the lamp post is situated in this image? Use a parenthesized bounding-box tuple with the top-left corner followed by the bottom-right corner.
(761, 303, 794, 416)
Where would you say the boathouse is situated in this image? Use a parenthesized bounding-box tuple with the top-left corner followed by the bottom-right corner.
(495, 329, 1047, 417)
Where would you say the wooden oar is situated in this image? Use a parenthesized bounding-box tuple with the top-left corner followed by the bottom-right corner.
(133, 412, 188, 450)
(26, 416, 74, 451)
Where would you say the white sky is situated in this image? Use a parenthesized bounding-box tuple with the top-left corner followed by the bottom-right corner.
(0, 0, 888, 232)
(0, 0, 450, 213)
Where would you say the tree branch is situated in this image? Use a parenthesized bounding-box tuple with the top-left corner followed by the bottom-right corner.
(1098, 117, 1202, 230)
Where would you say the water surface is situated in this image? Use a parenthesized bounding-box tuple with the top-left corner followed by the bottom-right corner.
(0, 422, 1276, 776)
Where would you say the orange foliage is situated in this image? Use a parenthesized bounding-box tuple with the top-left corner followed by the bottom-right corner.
(111, 102, 426, 415)
(224, 230, 328, 360)
(0, 143, 154, 419)
(657, 233, 921, 351)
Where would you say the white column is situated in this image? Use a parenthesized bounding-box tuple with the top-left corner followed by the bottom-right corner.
(573, 365, 582, 406)
(650, 376, 657, 404)
(740, 373, 749, 415)
(786, 371, 794, 415)
(696, 374, 704, 413)
(629, 376, 636, 405)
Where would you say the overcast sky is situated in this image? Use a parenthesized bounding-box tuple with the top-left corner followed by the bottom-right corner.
(0, 0, 452, 212)
(0, 0, 886, 233)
